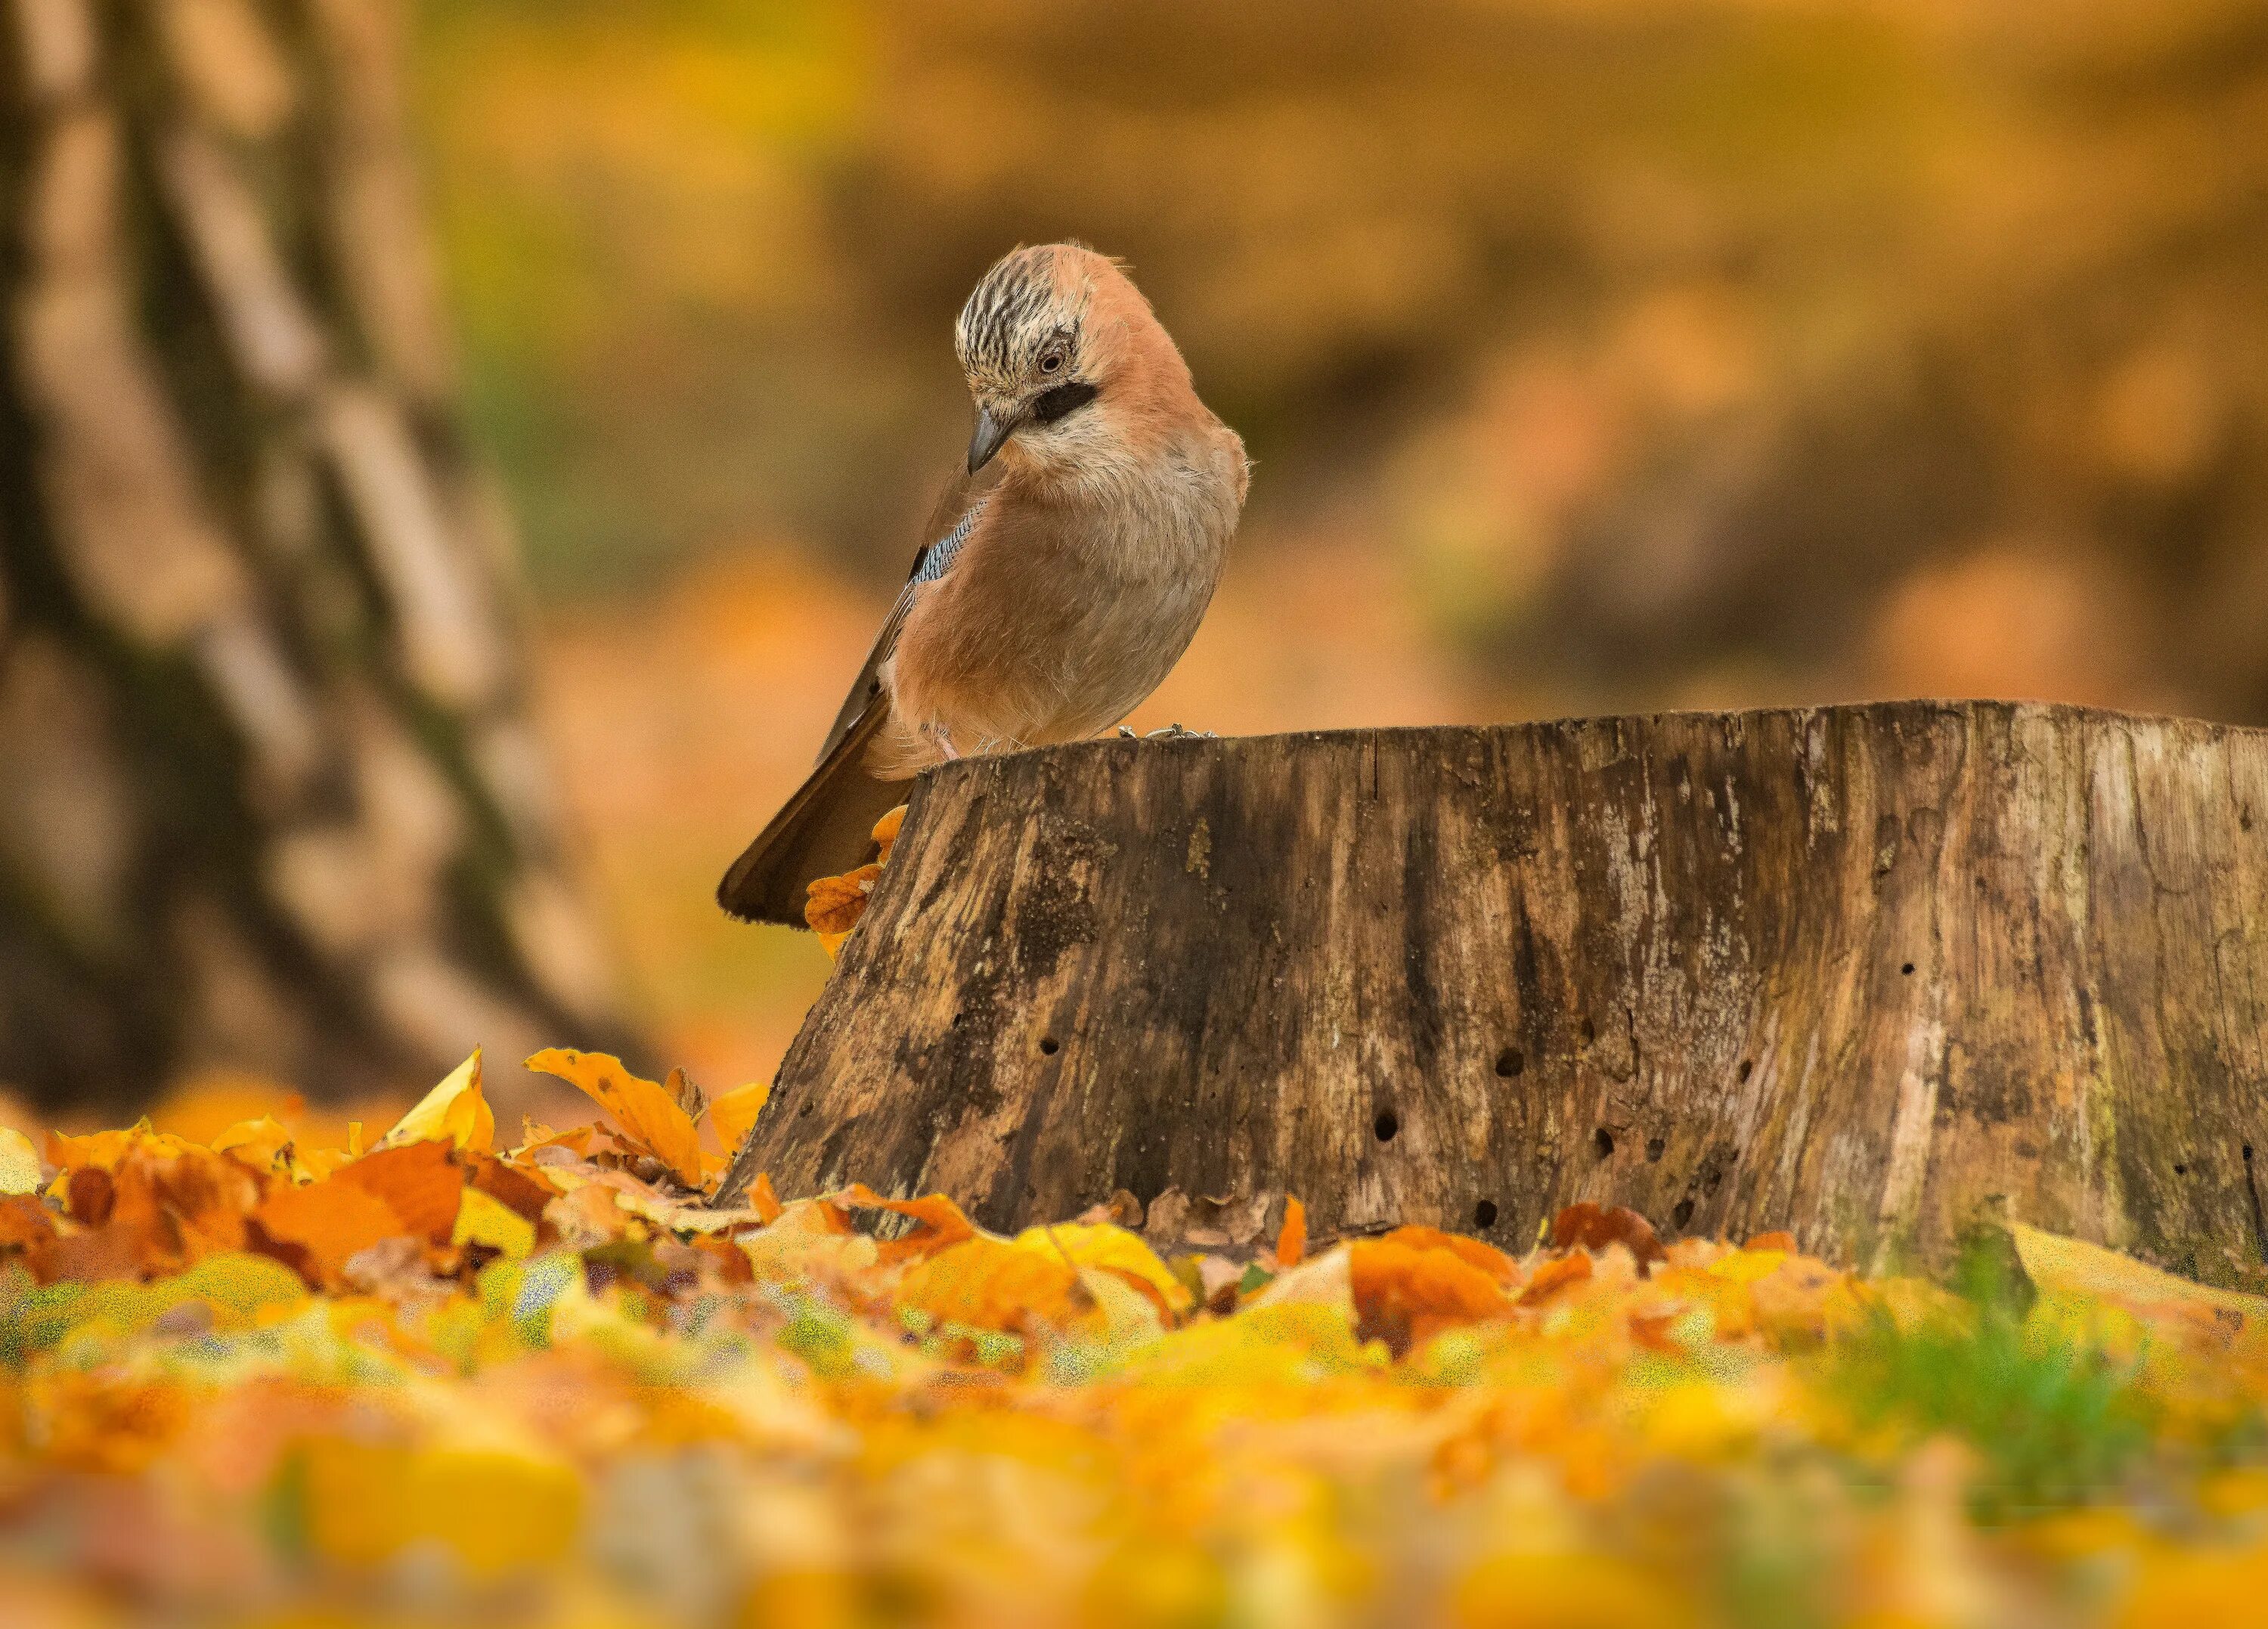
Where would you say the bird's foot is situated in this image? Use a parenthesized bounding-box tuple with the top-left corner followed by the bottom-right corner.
(922, 722, 962, 761)
(1145, 723, 1216, 740)
(1116, 725, 1139, 739)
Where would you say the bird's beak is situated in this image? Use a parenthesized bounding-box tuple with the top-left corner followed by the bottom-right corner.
(967, 404, 1015, 474)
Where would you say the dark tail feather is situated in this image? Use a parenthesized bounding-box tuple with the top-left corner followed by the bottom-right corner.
(717, 706, 909, 927)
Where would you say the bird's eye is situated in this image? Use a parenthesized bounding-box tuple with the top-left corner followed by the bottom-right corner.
(1039, 352, 1063, 374)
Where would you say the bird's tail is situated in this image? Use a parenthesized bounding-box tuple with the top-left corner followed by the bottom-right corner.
(717, 705, 911, 927)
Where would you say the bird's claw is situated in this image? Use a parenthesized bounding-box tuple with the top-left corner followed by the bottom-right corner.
(1145, 723, 1215, 740)
(1116, 725, 1139, 739)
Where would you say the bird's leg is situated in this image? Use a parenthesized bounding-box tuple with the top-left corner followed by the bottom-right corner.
(922, 721, 961, 761)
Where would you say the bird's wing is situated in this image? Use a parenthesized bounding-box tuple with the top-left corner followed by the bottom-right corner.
(813, 463, 1002, 763)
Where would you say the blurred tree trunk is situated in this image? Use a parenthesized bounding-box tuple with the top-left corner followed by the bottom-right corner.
(0, 0, 629, 1108)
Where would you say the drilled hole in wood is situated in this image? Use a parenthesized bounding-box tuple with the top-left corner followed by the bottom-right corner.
(2174, 1163, 2189, 1175)
(1737, 1060, 1754, 1083)
(1039, 1036, 1059, 1056)
(1901, 962, 1916, 976)
(1374, 1110, 1399, 1143)
(1495, 1048, 1524, 1078)
(1646, 1136, 1665, 1163)
(1592, 1128, 1615, 1159)
(1578, 1017, 1597, 1046)
(1672, 1197, 1696, 1230)
(1474, 1199, 1498, 1229)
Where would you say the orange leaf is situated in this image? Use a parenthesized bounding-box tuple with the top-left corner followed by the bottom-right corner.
(747, 1172, 783, 1224)
(898, 1236, 1085, 1337)
(1551, 1202, 1667, 1271)
(835, 1185, 976, 1264)
(338, 1142, 464, 1243)
(249, 1141, 463, 1289)
(1519, 1249, 1595, 1306)
(525, 1049, 705, 1188)
(0, 1194, 58, 1280)
(708, 1081, 772, 1157)
(1744, 1231, 1797, 1253)
(253, 1178, 417, 1289)
(804, 864, 881, 937)
(1375, 1225, 1516, 1286)
(1276, 1197, 1307, 1268)
(1350, 1236, 1511, 1356)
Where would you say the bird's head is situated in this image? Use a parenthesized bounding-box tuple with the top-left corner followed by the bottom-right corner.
(953, 243, 1180, 476)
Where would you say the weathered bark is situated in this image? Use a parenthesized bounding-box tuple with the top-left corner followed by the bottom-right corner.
(0, 0, 627, 1107)
(726, 701, 2268, 1288)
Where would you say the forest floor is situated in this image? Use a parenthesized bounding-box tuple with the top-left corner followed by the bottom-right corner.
(3, 1052, 2266, 1627)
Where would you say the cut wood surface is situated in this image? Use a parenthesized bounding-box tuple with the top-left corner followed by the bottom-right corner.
(723, 701, 2268, 1287)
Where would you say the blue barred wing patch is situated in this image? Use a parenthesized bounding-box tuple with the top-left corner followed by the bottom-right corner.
(912, 497, 987, 588)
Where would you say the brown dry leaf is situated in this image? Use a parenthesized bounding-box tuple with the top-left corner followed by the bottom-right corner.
(1349, 1235, 1512, 1356)
(1551, 1202, 1667, 1271)
(899, 1235, 1087, 1338)
(525, 1048, 705, 1189)
(1277, 1196, 1308, 1268)
(804, 863, 881, 937)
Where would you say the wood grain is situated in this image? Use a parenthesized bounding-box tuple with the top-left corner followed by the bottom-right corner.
(724, 701, 2268, 1287)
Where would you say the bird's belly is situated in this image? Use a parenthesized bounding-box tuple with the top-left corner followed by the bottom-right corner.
(900, 544, 1216, 752)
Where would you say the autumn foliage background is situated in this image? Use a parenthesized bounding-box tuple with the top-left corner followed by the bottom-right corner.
(382, 0, 2268, 1104)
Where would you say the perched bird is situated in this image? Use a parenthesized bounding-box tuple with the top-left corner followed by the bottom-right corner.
(718, 243, 1249, 926)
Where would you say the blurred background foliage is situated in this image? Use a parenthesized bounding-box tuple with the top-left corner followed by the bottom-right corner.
(407, 0, 2268, 1090)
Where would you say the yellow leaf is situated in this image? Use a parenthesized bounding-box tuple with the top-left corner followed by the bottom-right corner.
(209, 1116, 293, 1169)
(525, 1048, 705, 1188)
(0, 1126, 40, 1195)
(2009, 1222, 2268, 1329)
(380, 1051, 495, 1154)
(452, 1185, 535, 1261)
(709, 1079, 773, 1156)
(1012, 1222, 1192, 1315)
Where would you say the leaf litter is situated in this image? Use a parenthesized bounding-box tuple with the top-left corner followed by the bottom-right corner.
(0, 1052, 2265, 1625)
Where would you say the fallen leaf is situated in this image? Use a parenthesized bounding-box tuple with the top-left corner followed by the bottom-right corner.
(1276, 1196, 1307, 1268)
(379, 1051, 495, 1154)
(1551, 1202, 1667, 1271)
(1012, 1222, 1193, 1316)
(804, 863, 881, 937)
(708, 1080, 772, 1157)
(836, 1184, 977, 1263)
(1, 1126, 45, 1195)
(453, 1185, 536, 1261)
(1519, 1250, 1595, 1306)
(525, 1049, 705, 1188)
(899, 1236, 1087, 1338)
(2009, 1222, 2268, 1337)
(1350, 1235, 1511, 1355)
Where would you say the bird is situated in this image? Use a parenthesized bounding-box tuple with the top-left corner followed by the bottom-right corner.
(717, 243, 1250, 927)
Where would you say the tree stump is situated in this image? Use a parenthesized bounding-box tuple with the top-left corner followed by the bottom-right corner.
(725, 701, 2268, 1287)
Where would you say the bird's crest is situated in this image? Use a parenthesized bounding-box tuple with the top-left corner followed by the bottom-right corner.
(955, 244, 1096, 392)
